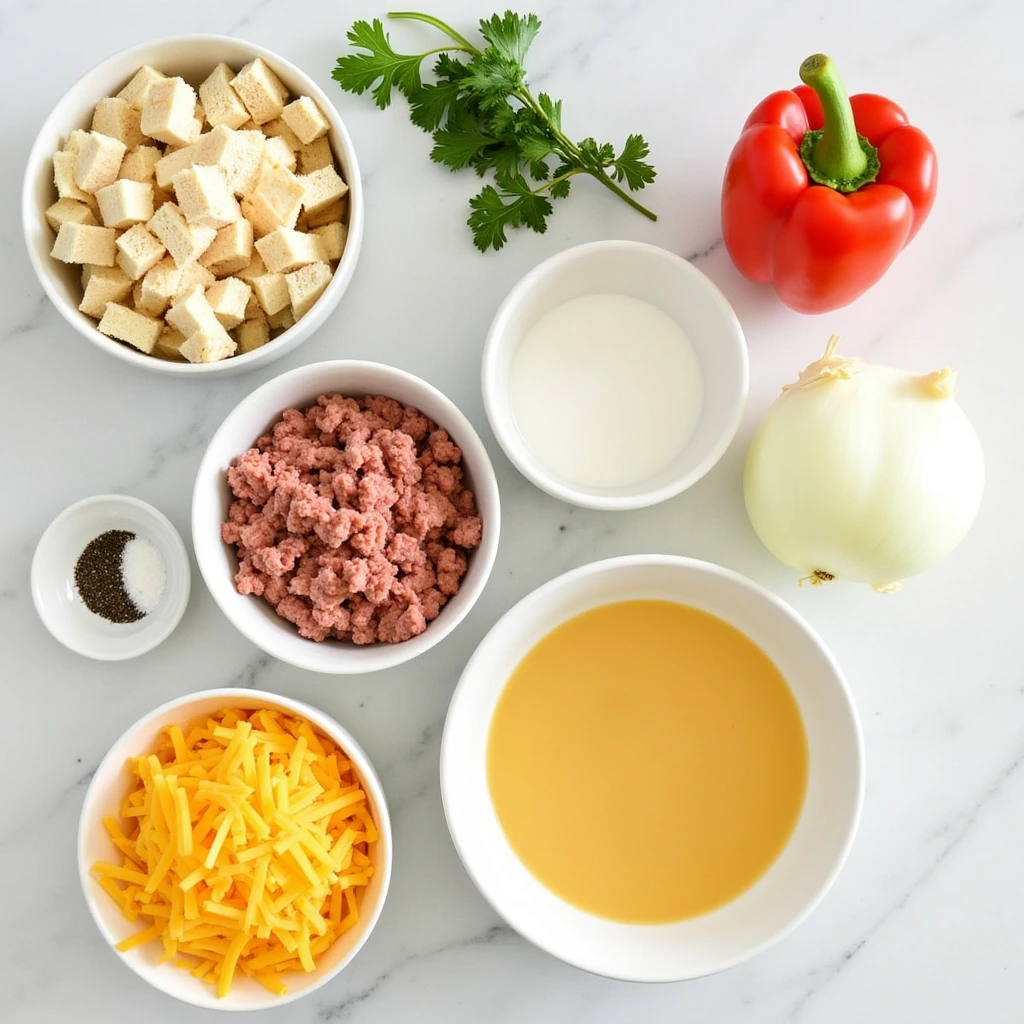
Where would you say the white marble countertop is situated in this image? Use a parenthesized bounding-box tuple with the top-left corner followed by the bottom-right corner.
(2, 0, 1022, 1020)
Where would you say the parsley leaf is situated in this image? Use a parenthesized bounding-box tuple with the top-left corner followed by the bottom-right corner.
(468, 172, 553, 251)
(430, 106, 497, 171)
(611, 133, 658, 190)
(331, 19, 426, 109)
(477, 11, 542, 66)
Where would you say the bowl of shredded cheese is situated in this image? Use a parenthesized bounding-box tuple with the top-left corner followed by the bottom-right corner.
(78, 688, 392, 1010)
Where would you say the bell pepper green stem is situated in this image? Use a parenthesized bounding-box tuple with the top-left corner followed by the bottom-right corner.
(798, 54, 879, 192)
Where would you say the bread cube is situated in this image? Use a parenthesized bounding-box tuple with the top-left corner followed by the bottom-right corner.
(267, 306, 295, 330)
(118, 145, 162, 183)
(117, 65, 166, 110)
(306, 199, 345, 229)
(206, 277, 252, 328)
(97, 302, 162, 353)
(166, 285, 219, 335)
(172, 261, 216, 303)
(154, 143, 197, 190)
(313, 221, 346, 261)
(195, 126, 264, 195)
(262, 117, 302, 152)
(261, 136, 297, 172)
(235, 252, 267, 284)
(115, 223, 166, 279)
(254, 227, 320, 274)
(51, 222, 117, 266)
(172, 165, 241, 229)
(95, 179, 154, 228)
(91, 98, 145, 150)
(236, 315, 270, 353)
(148, 202, 216, 267)
(285, 261, 331, 319)
(79, 265, 132, 317)
(45, 198, 97, 231)
(74, 132, 126, 193)
(250, 272, 289, 316)
(63, 129, 91, 154)
(230, 58, 287, 125)
(243, 165, 304, 236)
(53, 151, 91, 204)
(198, 63, 249, 130)
(179, 323, 238, 363)
(135, 257, 183, 317)
(153, 325, 186, 361)
(142, 77, 199, 146)
(281, 97, 330, 146)
(300, 165, 348, 216)
(243, 293, 262, 320)
(200, 219, 254, 276)
(297, 136, 333, 174)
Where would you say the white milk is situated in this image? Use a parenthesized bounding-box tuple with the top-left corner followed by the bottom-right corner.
(509, 293, 702, 490)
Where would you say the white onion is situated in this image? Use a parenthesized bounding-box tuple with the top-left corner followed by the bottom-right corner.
(744, 335, 984, 592)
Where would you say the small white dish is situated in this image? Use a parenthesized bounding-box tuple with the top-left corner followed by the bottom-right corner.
(193, 360, 501, 674)
(22, 35, 363, 377)
(441, 554, 863, 982)
(78, 687, 392, 1011)
(482, 240, 748, 510)
(31, 494, 190, 660)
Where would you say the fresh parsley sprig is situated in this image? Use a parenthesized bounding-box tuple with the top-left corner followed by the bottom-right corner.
(332, 10, 657, 251)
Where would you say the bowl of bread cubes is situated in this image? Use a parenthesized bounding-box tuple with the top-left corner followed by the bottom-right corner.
(23, 36, 363, 376)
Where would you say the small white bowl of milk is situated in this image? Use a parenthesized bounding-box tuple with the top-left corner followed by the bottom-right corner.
(482, 240, 748, 510)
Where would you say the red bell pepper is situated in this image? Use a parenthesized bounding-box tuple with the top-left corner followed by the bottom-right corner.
(721, 54, 937, 314)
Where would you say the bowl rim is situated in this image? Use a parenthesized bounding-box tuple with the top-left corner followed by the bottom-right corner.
(30, 493, 191, 660)
(440, 553, 865, 982)
(77, 686, 393, 1011)
(21, 33, 364, 377)
(481, 239, 749, 511)
(192, 358, 501, 674)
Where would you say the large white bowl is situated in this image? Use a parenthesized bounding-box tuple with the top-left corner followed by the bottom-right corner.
(78, 688, 392, 1011)
(482, 240, 748, 510)
(193, 360, 501, 673)
(22, 35, 363, 377)
(441, 555, 863, 981)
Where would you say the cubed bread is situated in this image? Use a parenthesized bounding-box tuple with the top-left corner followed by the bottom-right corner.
(306, 199, 345, 229)
(229, 58, 288, 125)
(261, 136, 297, 172)
(236, 315, 270, 353)
(199, 63, 250, 130)
(299, 164, 348, 215)
(51, 222, 117, 266)
(147, 202, 216, 267)
(267, 306, 295, 330)
(45, 198, 97, 231)
(79, 265, 132, 317)
(153, 325, 186, 361)
(63, 128, 91, 154)
(116, 65, 166, 110)
(297, 136, 333, 174)
(262, 118, 302, 152)
(243, 165, 304, 236)
(119, 145, 162, 183)
(53, 151, 92, 203)
(243, 293, 262, 320)
(115, 223, 167, 279)
(195, 126, 264, 195)
(200, 219, 254, 276)
(281, 97, 330, 146)
(172, 165, 241, 229)
(250, 272, 289, 316)
(95, 179, 154, 228)
(254, 226, 320, 273)
(206, 277, 251, 328)
(97, 302, 162, 353)
(313, 221, 346, 261)
(285, 261, 331, 318)
(74, 132, 127, 193)
(234, 252, 267, 284)
(154, 143, 197, 190)
(136, 257, 183, 317)
(142, 77, 200, 146)
(91, 97, 145, 150)
(179, 323, 238, 363)
(172, 262, 216, 303)
(166, 286, 221, 337)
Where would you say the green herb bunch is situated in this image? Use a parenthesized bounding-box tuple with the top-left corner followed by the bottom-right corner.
(332, 10, 657, 251)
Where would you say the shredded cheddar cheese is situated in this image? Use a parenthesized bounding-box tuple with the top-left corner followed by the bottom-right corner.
(92, 708, 379, 998)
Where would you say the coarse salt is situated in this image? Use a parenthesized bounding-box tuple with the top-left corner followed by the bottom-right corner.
(120, 536, 166, 614)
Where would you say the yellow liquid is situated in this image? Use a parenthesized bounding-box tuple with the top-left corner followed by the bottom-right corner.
(486, 600, 808, 923)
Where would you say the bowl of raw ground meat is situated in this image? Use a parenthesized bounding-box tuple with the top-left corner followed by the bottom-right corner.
(193, 360, 501, 673)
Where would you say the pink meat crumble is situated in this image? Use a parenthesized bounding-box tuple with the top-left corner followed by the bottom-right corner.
(222, 394, 483, 644)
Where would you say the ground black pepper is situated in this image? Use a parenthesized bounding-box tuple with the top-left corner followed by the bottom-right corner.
(74, 530, 144, 623)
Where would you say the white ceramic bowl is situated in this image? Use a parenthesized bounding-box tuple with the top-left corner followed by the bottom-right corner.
(31, 494, 190, 660)
(79, 687, 392, 1010)
(441, 554, 863, 981)
(482, 240, 748, 510)
(193, 360, 501, 674)
(23, 35, 363, 377)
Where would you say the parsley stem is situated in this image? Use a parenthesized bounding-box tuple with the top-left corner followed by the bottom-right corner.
(586, 170, 658, 221)
(532, 168, 583, 195)
(388, 11, 480, 53)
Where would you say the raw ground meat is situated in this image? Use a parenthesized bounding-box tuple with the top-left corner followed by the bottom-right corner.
(222, 394, 483, 644)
